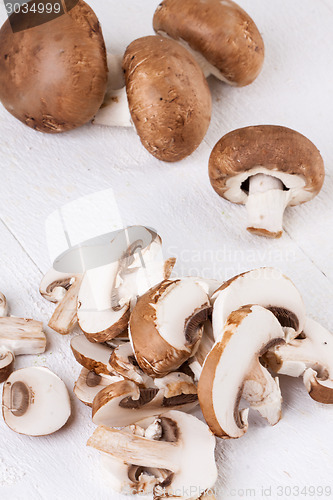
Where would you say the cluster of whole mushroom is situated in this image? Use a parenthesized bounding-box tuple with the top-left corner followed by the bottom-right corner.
(14, 228, 328, 499)
(0, 0, 325, 238)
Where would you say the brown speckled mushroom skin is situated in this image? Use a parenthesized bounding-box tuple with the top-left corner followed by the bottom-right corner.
(123, 36, 212, 162)
(153, 0, 264, 87)
(0, 0, 108, 133)
(130, 280, 201, 377)
(209, 125, 325, 204)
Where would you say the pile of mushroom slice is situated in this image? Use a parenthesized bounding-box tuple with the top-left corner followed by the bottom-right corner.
(209, 125, 325, 238)
(196, 267, 333, 440)
(88, 411, 217, 499)
(0, 292, 46, 382)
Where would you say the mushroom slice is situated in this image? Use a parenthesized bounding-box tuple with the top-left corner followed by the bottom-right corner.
(0, 317, 46, 355)
(212, 267, 305, 341)
(0, 348, 14, 383)
(108, 343, 153, 387)
(70, 335, 113, 375)
(48, 275, 82, 335)
(102, 453, 170, 496)
(153, 0, 264, 87)
(0, 292, 8, 317)
(88, 410, 217, 499)
(264, 317, 333, 404)
(39, 269, 76, 304)
(92, 373, 198, 428)
(198, 305, 285, 438)
(129, 278, 211, 377)
(77, 227, 167, 343)
(74, 368, 122, 407)
(209, 125, 325, 238)
(2, 367, 71, 436)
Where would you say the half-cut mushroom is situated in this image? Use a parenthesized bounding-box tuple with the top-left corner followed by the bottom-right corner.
(129, 278, 211, 377)
(2, 367, 71, 436)
(88, 410, 217, 499)
(212, 268, 306, 341)
(198, 305, 285, 438)
(74, 367, 123, 407)
(153, 0, 264, 87)
(264, 317, 333, 404)
(70, 335, 114, 375)
(92, 372, 198, 428)
(209, 126, 325, 238)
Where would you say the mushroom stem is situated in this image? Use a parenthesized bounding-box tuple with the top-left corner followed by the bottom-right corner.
(87, 425, 178, 471)
(246, 174, 292, 238)
(243, 359, 282, 425)
(0, 318, 46, 355)
(93, 53, 132, 128)
(48, 276, 82, 335)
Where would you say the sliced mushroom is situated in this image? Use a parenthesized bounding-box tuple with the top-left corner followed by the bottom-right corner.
(2, 367, 71, 436)
(212, 268, 306, 341)
(209, 126, 325, 238)
(101, 453, 170, 496)
(77, 227, 170, 343)
(0, 317, 46, 355)
(0, 292, 8, 317)
(108, 343, 153, 387)
(39, 269, 76, 303)
(0, 348, 14, 383)
(88, 410, 217, 499)
(70, 335, 114, 375)
(129, 278, 211, 377)
(48, 275, 82, 335)
(74, 367, 122, 407)
(92, 372, 198, 428)
(154, 0, 264, 86)
(264, 317, 333, 404)
(198, 305, 285, 438)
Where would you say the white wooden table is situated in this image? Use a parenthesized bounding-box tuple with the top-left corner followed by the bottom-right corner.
(1, 0, 333, 499)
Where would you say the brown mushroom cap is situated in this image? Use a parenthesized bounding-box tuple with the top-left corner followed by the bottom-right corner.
(209, 125, 325, 205)
(129, 280, 210, 377)
(153, 0, 264, 87)
(0, 0, 108, 133)
(122, 35, 212, 162)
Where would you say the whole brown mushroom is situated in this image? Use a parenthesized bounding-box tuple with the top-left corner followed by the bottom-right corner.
(0, 0, 108, 133)
(122, 36, 212, 162)
(153, 0, 265, 87)
(209, 125, 325, 238)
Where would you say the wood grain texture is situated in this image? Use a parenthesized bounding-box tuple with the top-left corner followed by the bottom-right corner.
(0, 0, 333, 498)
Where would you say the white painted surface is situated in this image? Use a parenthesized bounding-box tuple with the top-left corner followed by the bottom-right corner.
(0, 0, 333, 498)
